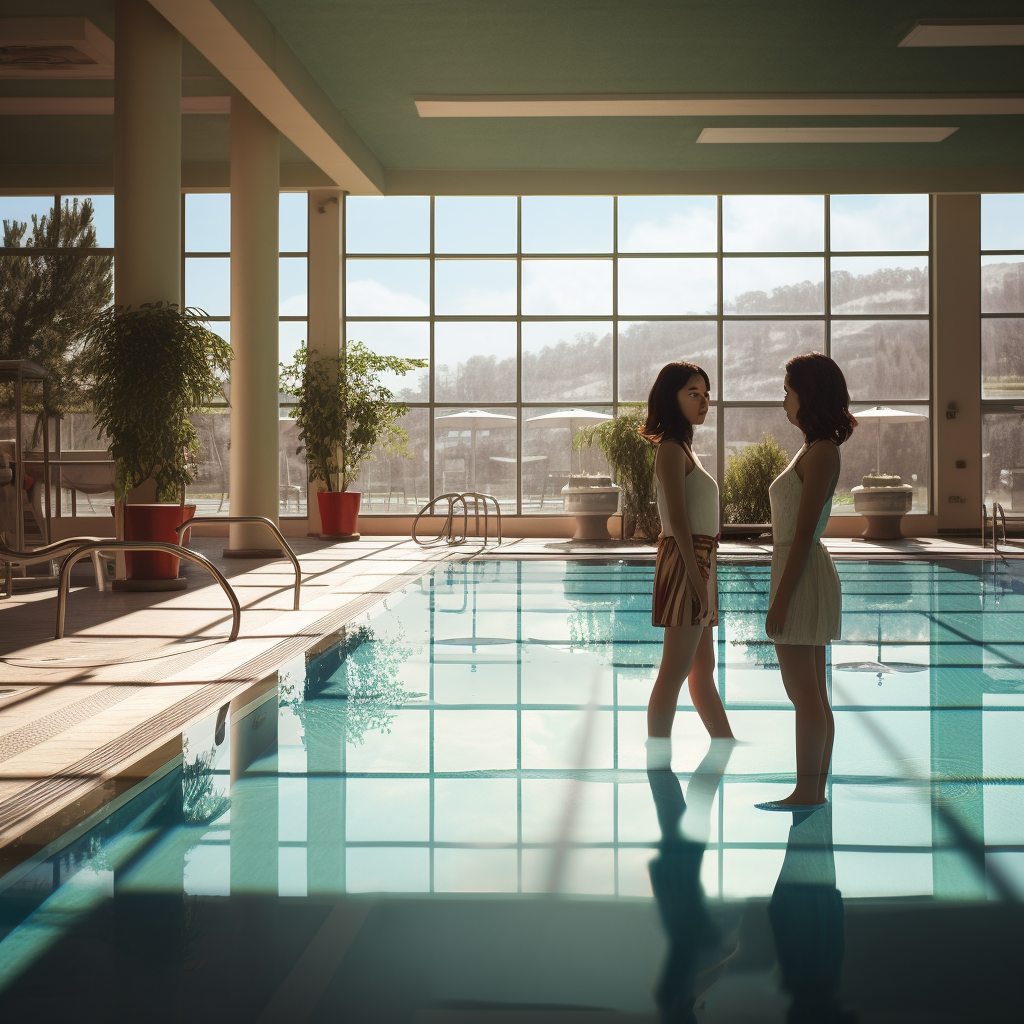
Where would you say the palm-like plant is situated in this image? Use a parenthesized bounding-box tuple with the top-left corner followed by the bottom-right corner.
(575, 407, 660, 540)
(82, 303, 231, 501)
(279, 341, 426, 492)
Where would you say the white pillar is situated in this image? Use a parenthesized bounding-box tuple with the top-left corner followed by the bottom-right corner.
(114, 0, 180, 310)
(113, 0, 180, 525)
(931, 194, 982, 533)
(227, 90, 281, 553)
(305, 189, 344, 535)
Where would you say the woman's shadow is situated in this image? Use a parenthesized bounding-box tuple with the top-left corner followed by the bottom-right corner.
(648, 748, 855, 1023)
(647, 740, 739, 1022)
(768, 802, 856, 1023)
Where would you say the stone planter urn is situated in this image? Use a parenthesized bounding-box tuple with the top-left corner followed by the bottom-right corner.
(852, 473, 914, 540)
(561, 474, 620, 541)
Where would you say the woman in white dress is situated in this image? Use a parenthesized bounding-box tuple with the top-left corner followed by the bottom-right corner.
(760, 353, 856, 810)
(643, 362, 734, 769)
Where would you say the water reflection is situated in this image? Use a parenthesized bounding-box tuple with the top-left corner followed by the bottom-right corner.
(647, 740, 738, 1021)
(284, 624, 420, 747)
(769, 804, 854, 1024)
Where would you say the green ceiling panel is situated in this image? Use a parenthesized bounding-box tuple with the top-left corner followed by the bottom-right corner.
(253, 0, 1024, 170)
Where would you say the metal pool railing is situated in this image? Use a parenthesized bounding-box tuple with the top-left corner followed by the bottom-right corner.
(412, 492, 502, 547)
(55, 541, 241, 641)
(993, 502, 1008, 559)
(176, 515, 302, 611)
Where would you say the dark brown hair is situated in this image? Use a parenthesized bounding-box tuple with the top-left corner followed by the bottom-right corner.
(785, 352, 857, 445)
(640, 361, 711, 449)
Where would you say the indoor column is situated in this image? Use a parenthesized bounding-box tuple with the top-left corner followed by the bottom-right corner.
(228, 89, 281, 553)
(305, 189, 344, 535)
(114, 0, 180, 310)
(931, 194, 982, 533)
(113, 0, 181, 534)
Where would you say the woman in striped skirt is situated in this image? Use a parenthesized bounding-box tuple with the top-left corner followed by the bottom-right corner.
(643, 362, 734, 770)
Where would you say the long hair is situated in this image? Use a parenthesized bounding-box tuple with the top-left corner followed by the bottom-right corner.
(640, 361, 711, 449)
(785, 353, 857, 445)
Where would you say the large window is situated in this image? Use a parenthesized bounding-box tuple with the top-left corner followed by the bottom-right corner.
(0, 193, 115, 519)
(980, 194, 1024, 518)
(182, 192, 309, 517)
(344, 194, 932, 517)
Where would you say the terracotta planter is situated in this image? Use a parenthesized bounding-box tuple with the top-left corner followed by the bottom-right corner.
(318, 490, 361, 538)
(119, 503, 196, 580)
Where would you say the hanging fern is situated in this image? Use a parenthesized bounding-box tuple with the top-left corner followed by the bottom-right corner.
(82, 303, 232, 502)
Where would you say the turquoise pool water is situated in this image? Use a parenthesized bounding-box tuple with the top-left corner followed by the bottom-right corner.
(2, 559, 1022, 1021)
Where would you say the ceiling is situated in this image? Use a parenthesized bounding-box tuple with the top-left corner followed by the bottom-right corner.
(3, 0, 1024, 192)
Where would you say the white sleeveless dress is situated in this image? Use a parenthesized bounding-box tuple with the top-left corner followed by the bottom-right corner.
(653, 445, 720, 628)
(768, 443, 842, 646)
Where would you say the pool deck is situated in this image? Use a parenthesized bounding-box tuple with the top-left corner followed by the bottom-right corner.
(0, 536, 452, 874)
(0, 530, 1010, 876)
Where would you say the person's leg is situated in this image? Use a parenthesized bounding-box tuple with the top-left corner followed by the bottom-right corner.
(814, 645, 834, 802)
(774, 643, 828, 805)
(687, 625, 734, 739)
(648, 623, 704, 738)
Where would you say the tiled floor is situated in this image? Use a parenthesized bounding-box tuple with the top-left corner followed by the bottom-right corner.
(0, 535, 451, 870)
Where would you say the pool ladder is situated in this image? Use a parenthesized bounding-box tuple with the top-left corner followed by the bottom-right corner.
(412, 492, 502, 547)
(982, 502, 1009, 560)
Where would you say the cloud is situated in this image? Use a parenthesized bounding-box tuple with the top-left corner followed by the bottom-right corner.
(723, 195, 825, 252)
(522, 260, 612, 315)
(346, 279, 429, 316)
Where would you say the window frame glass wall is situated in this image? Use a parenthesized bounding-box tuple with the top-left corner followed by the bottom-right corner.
(0, 192, 115, 520)
(181, 191, 310, 518)
(980, 193, 1024, 520)
(344, 194, 933, 519)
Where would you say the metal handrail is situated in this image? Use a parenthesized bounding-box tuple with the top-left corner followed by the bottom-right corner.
(1, 534, 110, 599)
(176, 515, 302, 611)
(412, 493, 469, 546)
(993, 502, 1008, 558)
(56, 541, 241, 641)
(411, 492, 502, 547)
(461, 491, 503, 545)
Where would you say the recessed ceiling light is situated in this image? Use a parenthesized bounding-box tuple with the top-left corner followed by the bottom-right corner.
(696, 127, 958, 143)
(899, 19, 1024, 46)
(415, 94, 1024, 116)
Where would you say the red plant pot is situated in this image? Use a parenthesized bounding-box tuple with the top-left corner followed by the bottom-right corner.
(318, 490, 360, 537)
(119, 503, 196, 580)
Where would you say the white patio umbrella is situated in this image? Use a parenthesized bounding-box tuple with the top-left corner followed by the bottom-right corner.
(526, 409, 613, 472)
(854, 406, 928, 474)
(434, 409, 516, 488)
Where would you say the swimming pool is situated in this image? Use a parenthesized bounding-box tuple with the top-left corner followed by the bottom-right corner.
(2, 559, 1022, 1020)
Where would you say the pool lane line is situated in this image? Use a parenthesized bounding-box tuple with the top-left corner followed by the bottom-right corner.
(831, 677, 1020, 903)
(544, 669, 602, 894)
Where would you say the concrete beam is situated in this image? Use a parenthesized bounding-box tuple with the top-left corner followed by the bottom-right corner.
(148, 0, 382, 194)
(0, 163, 334, 192)
(385, 166, 1024, 196)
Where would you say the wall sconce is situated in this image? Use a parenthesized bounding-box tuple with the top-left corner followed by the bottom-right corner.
(946, 401, 957, 420)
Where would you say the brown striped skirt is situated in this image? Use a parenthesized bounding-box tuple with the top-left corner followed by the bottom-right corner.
(652, 534, 719, 628)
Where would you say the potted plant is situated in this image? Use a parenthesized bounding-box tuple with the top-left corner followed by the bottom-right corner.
(722, 434, 788, 538)
(574, 407, 658, 541)
(82, 302, 231, 586)
(279, 341, 426, 538)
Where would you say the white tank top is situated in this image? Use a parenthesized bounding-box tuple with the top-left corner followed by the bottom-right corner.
(656, 444, 719, 538)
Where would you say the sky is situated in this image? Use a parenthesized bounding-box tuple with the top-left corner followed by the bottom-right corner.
(3, 190, 1020, 373)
